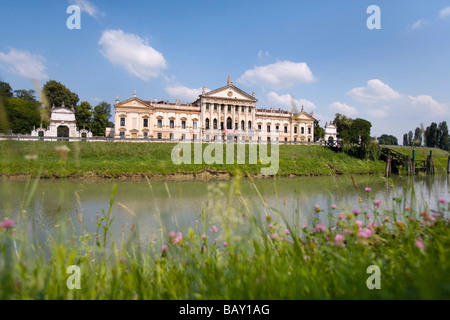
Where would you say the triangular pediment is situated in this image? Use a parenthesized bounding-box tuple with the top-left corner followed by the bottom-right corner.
(293, 111, 315, 121)
(116, 97, 152, 109)
(203, 85, 257, 102)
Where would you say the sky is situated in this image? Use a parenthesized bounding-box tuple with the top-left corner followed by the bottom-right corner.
(0, 0, 450, 140)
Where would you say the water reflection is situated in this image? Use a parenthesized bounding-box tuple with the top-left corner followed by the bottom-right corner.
(0, 174, 448, 240)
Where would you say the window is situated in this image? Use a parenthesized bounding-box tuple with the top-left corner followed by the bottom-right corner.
(119, 131, 125, 138)
(294, 137, 297, 142)
(143, 132, 148, 139)
(308, 127, 311, 134)
(213, 119, 218, 129)
(267, 137, 271, 143)
(301, 127, 304, 134)
(284, 126, 288, 133)
(170, 120, 174, 128)
(214, 104, 218, 110)
(228, 105, 232, 111)
(221, 105, 224, 111)
(248, 121, 252, 130)
(158, 133, 162, 139)
(193, 121, 197, 129)
(294, 127, 297, 134)
(120, 117, 125, 126)
(170, 133, 173, 140)
(308, 138, 311, 142)
(143, 118, 148, 127)
(267, 125, 271, 133)
(193, 134, 197, 141)
(241, 106, 245, 112)
(221, 122, 224, 130)
(258, 124, 262, 132)
(182, 134, 186, 140)
(206, 134, 210, 141)
(276, 125, 279, 133)
(235, 122, 238, 130)
(227, 117, 232, 130)
(206, 118, 210, 130)
(284, 137, 288, 142)
(181, 120, 186, 129)
(206, 103, 210, 110)
(248, 107, 251, 112)
(157, 119, 162, 128)
(235, 106, 238, 112)
(241, 120, 245, 131)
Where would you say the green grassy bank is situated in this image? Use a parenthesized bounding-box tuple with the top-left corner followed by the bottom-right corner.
(0, 141, 390, 178)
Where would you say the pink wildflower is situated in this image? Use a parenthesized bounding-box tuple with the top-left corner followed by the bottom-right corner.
(366, 214, 371, 219)
(331, 204, 337, 209)
(405, 206, 410, 212)
(169, 231, 182, 244)
(302, 225, 308, 230)
(355, 220, 364, 228)
(0, 219, 14, 229)
(270, 233, 279, 240)
(314, 205, 321, 213)
(201, 234, 207, 240)
(268, 223, 274, 230)
(343, 228, 352, 235)
(352, 209, 360, 215)
(315, 223, 326, 233)
(338, 212, 345, 220)
(439, 198, 447, 204)
(209, 225, 218, 233)
(414, 239, 425, 252)
(223, 242, 228, 247)
(365, 187, 372, 192)
(373, 199, 381, 207)
(284, 229, 291, 235)
(358, 228, 372, 239)
(335, 234, 345, 245)
(161, 244, 169, 252)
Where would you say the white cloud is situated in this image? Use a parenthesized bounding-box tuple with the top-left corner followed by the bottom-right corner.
(347, 79, 402, 103)
(69, 0, 104, 19)
(266, 91, 316, 113)
(408, 95, 448, 116)
(165, 85, 209, 102)
(330, 102, 358, 116)
(367, 106, 390, 119)
(99, 29, 167, 81)
(0, 48, 48, 80)
(439, 6, 450, 19)
(410, 18, 426, 30)
(237, 61, 314, 90)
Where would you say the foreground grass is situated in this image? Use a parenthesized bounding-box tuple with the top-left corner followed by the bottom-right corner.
(0, 141, 387, 178)
(0, 176, 448, 299)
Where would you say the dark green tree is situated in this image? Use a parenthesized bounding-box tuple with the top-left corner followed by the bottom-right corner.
(333, 113, 353, 142)
(407, 131, 413, 146)
(378, 134, 398, 145)
(413, 127, 422, 146)
(402, 133, 408, 146)
(97, 101, 114, 127)
(91, 105, 107, 136)
(314, 119, 325, 141)
(75, 101, 93, 129)
(350, 118, 372, 145)
(14, 89, 37, 102)
(425, 122, 438, 148)
(438, 121, 449, 151)
(5, 98, 41, 134)
(0, 82, 13, 98)
(42, 80, 79, 108)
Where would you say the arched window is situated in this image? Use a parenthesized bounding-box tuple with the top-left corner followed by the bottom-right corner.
(213, 118, 218, 129)
(227, 117, 232, 130)
(248, 121, 252, 130)
(241, 120, 245, 131)
(206, 118, 210, 130)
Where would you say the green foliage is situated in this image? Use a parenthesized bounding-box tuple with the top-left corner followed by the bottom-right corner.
(13, 89, 37, 102)
(438, 121, 449, 151)
(91, 105, 107, 136)
(0, 82, 13, 98)
(42, 80, 79, 108)
(3, 98, 41, 134)
(75, 101, 93, 129)
(377, 134, 398, 146)
(414, 127, 422, 146)
(314, 119, 325, 141)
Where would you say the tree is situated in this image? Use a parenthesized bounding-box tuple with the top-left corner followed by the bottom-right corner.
(42, 80, 79, 108)
(333, 113, 353, 142)
(91, 105, 107, 136)
(97, 101, 114, 127)
(14, 89, 37, 102)
(75, 101, 93, 129)
(0, 82, 13, 98)
(314, 119, 325, 141)
(438, 121, 449, 151)
(413, 127, 422, 146)
(402, 133, 408, 146)
(5, 98, 41, 134)
(407, 131, 413, 146)
(425, 122, 438, 148)
(378, 134, 398, 145)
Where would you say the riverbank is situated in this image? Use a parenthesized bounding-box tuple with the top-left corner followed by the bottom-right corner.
(1, 141, 447, 179)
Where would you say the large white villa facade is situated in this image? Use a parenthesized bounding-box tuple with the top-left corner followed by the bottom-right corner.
(112, 77, 315, 143)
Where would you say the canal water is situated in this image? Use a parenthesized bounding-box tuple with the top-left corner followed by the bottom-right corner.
(0, 174, 448, 241)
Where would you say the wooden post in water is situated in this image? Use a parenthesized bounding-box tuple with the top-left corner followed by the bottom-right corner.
(412, 149, 416, 175)
(447, 155, 450, 174)
(405, 155, 411, 175)
(385, 154, 391, 177)
(427, 151, 435, 175)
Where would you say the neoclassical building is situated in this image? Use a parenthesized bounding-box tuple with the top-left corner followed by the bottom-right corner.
(113, 77, 315, 143)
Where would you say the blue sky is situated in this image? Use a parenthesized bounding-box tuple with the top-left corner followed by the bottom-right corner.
(1, 0, 450, 140)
